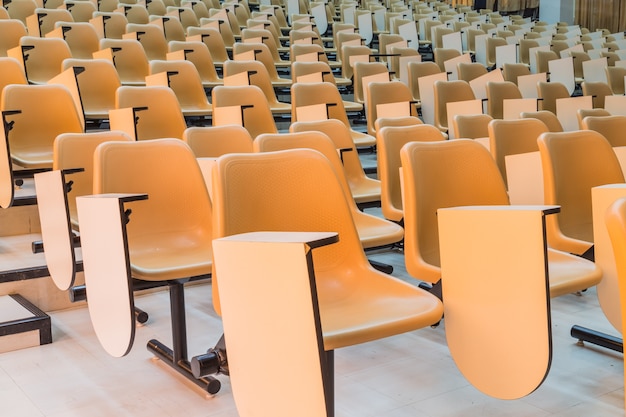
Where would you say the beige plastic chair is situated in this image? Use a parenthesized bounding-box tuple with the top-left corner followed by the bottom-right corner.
(290, 43, 341, 72)
(453, 114, 493, 139)
(353, 61, 388, 106)
(92, 12, 128, 39)
(118, 3, 149, 24)
(581, 115, 626, 147)
(401, 139, 602, 298)
(571, 51, 590, 83)
(186, 26, 229, 67)
(223, 60, 291, 115)
(606, 66, 626, 95)
(407, 61, 442, 103)
(13, 36, 71, 84)
(5, 0, 36, 24)
(183, 125, 253, 157)
(488, 118, 548, 188)
(211, 147, 443, 411)
(1, 84, 83, 168)
(291, 58, 352, 89)
(433, 79, 476, 133)
(365, 81, 417, 137)
(434, 48, 461, 72)
(167, 41, 223, 89)
(148, 59, 212, 119)
(340, 44, 372, 82)
(77, 138, 218, 393)
(486, 36, 507, 68)
(538, 130, 626, 256)
(581, 81, 612, 109)
(51, 22, 100, 60)
(536, 50, 559, 74)
(29, 7, 73, 36)
(115, 86, 188, 140)
(291, 82, 376, 149)
(62, 58, 121, 124)
(53, 130, 133, 230)
(99, 39, 150, 86)
(537, 81, 569, 114)
(457, 62, 487, 83)
(377, 124, 445, 223)
(0, 57, 27, 93)
(519, 38, 539, 65)
(576, 108, 610, 129)
(0, 19, 27, 57)
(232, 43, 291, 88)
(64, 0, 97, 22)
(126, 23, 168, 61)
(521, 110, 564, 132)
(290, 119, 380, 206)
(502, 62, 531, 85)
(486, 81, 522, 119)
(254, 131, 404, 250)
(211, 85, 277, 139)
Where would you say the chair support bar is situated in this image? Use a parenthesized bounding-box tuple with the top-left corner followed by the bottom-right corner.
(69, 284, 148, 324)
(147, 280, 222, 394)
(570, 325, 623, 353)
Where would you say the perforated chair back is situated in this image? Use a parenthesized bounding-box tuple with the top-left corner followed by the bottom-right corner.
(400, 139, 510, 283)
(581, 115, 626, 147)
(115, 86, 187, 140)
(1, 84, 83, 168)
(538, 130, 625, 254)
(377, 124, 445, 222)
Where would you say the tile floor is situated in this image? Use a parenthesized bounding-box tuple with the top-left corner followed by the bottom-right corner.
(0, 245, 623, 417)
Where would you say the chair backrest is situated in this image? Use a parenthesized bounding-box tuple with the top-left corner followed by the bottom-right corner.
(291, 82, 351, 129)
(400, 139, 510, 283)
(223, 59, 281, 106)
(353, 61, 388, 105)
(521, 110, 564, 132)
(62, 58, 121, 120)
(434, 47, 461, 72)
(453, 113, 493, 139)
(536, 50, 559, 74)
(407, 61, 441, 101)
(31, 7, 73, 36)
(581, 81, 612, 109)
(519, 39, 539, 65)
(291, 61, 339, 85)
(486, 81, 522, 120)
(211, 85, 277, 138)
(53, 22, 100, 59)
(502, 62, 531, 85)
(486, 36, 507, 67)
(232, 42, 285, 83)
(377, 124, 445, 222)
(1, 84, 83, 168)
(581, 115, 626, 147)
(606, 66, 626, 95)
(538, 130, 625, 251)
(457, 62, 487, 82)
(0, 57, 27, 93)
(115, 85, 187, 140)
(53, 130, 133, 227)
(126, 23, 168, 60)
(18, 36, 72, 84)
(65, 1, 97, 22)
(365, 81, 415, 136)
(120, 3, 149, 24)
(93, 138, 213, 280)
(488, 118, 548, 188)
(433, 79, 476, 131)
(99, 38, 149, 85)
(571, 51, 590, 79)
(148, 59, 210, 110)
(537, 81, 569, 114)
(183, 125, 253, 157)
(186, 26, 230, 65)
(167, 41, 221, 84)
(5, 0, 36, 24)
(92, 12, 128, 39)
(0, 19, 27, 57)
(576, 108, 610, 129)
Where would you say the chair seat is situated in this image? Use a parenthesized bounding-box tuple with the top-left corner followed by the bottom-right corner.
(130, 234, 213, 281)
(354, 212, 404, 248)
(350, 130, 376, 148)
(318, 265, 443, 350)
(351, 177, 381, 205)
(12, 148, 52, 168)
(343, 100, 363, 112)
(269, 102, 292, 114)
(546, 248, 602, 298)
